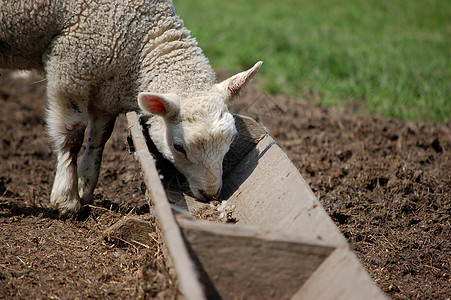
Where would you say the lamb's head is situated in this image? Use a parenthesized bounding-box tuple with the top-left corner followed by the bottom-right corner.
(138, 61, 262, 201)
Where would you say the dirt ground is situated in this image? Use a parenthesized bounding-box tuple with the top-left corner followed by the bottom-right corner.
(0, 70, 450, 299)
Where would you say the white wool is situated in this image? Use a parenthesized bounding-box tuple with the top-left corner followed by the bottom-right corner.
(0, 0, 261, 216)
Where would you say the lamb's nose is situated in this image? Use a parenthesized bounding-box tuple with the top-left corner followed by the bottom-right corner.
(199, 188, 220, 201)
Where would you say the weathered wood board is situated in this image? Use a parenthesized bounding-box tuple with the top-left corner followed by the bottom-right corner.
(126, 111, 387, 300)
(127, 112, 206, 300)
(178, 217, 335, 300)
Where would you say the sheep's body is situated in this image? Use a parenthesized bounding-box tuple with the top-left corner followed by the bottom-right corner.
(0, 0, 261, 217)
(1, 0, 215, 109)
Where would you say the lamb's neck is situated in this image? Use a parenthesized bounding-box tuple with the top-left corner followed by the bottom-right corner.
(139, 26, 216, 97)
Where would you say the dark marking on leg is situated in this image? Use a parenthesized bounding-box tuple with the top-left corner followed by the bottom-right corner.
(100, 118, 116, 146)
(62, 122, 86, 158)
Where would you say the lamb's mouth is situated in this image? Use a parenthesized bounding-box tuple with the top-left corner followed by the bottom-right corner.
(192, 187, 221, 202)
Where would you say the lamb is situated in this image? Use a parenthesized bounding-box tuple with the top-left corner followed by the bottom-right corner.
(0, 0, 262, 217)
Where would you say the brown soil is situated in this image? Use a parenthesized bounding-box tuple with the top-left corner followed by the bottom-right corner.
(0, 71, 176, 299)
(1, 70, 450, 299)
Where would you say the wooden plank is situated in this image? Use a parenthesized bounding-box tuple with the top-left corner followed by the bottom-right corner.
(222, 135, 387, 299)
(126, 112, 207, 300)
(293, 247, 386, 300)
(177, 217, 335, 300)
(129, 112, 386, 299)
(223, 135, 347, 246)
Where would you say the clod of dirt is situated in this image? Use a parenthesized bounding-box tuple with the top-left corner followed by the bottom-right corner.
(104, 216, 156, 248)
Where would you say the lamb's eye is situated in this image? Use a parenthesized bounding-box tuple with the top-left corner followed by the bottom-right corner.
(173, 143, 186, 156)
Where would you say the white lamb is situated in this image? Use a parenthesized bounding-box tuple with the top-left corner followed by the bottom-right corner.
(0, 0, 262, 217)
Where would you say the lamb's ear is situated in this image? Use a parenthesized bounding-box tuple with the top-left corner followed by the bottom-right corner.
(138, 92, 180, 118)
(217, 61, 263, 104)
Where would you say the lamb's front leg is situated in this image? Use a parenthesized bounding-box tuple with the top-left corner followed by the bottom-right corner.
(46, 99, 87, 217)
(78, 108, 116, 205)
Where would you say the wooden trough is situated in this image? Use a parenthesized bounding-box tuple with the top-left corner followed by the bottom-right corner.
(126, 111, 387, 300)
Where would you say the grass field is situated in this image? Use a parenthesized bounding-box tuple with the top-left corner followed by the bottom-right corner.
(174, 0, 450, 122)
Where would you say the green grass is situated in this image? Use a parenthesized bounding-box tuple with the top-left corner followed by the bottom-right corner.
(174, 0, 450, 122)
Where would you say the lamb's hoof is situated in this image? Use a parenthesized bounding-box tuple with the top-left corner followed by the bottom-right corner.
(51, 195, 82, 220)
(57, 206, 81, 220)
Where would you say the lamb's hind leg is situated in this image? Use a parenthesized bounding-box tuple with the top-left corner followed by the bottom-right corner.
(46, 96, 87, 217)
(78, 106, 116, 206)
